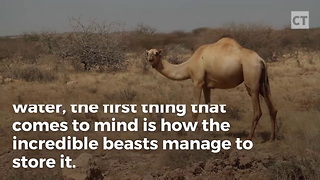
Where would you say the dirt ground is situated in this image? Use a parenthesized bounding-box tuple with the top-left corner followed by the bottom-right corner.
(0, 52, 319, 180)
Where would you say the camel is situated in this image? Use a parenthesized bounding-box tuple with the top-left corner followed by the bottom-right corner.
(146, 37, 277, 141)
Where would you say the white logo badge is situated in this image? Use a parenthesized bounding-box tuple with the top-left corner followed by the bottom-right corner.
(291, 11, 309, 29)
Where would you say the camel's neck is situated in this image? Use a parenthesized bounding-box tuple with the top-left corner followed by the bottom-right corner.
(154, 59, 191, 80)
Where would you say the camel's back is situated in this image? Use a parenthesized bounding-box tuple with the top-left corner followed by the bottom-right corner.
(189, 38, 243, 66)
(191, 37, 260, 64)
(201, 38, 242, 56)
(214, 37, 242, 47)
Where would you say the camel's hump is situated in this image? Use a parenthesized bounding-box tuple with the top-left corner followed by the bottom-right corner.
(215, 37, 241, 47)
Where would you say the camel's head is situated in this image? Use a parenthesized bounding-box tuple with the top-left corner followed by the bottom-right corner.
(146, 49, 162, 68)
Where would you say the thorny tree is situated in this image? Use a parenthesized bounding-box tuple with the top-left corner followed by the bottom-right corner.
(37, 17, 126, 71)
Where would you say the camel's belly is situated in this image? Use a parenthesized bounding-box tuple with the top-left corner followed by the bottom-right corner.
(206, 75, 243, 89)
(205, 63, 244, 89)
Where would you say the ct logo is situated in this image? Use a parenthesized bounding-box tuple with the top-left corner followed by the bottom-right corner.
(291, 11, 309, 29)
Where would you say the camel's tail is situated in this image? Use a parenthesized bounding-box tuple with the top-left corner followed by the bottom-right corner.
(260, 60, 270, 96)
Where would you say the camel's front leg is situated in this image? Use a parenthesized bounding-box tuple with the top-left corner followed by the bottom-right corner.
(203, 87, 212, 120)
(192, 82, 204, 121)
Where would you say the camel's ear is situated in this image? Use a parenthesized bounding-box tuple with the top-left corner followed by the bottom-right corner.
(145, 50, 149, 55)
(158, 49, 163, 54)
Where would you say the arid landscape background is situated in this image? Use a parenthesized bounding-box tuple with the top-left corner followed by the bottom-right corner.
(0, 22, 320, 179)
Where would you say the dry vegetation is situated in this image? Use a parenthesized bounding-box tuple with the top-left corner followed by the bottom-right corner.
(0, 21, 319, 180)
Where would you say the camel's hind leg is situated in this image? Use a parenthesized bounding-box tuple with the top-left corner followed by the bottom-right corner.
(260, 89, 277, 141)
(246, 87, 262, 140)
(244, 58, 277, 141)
(259, 61, 278, 141)
(243, 60, 263, 140)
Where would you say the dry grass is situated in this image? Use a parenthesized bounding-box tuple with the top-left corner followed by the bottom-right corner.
(0, 51, 319, 179)
(0, 25, 319, 179)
